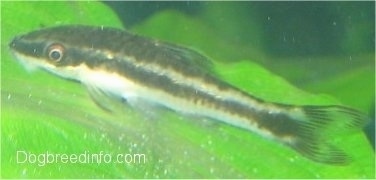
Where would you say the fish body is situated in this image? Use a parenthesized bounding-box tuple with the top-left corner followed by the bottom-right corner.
(9, 25, 366, 165)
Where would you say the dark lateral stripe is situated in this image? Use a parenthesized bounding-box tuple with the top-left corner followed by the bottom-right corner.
(12, 26, 299, 137)
(68, 45, 268, 110)
(70, 48, 298, 137)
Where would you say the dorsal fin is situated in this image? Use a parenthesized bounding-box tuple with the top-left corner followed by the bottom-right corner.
(149, 38, 216, 76)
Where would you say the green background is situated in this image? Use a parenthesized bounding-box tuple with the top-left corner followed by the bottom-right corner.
(1, 1, 374, 178)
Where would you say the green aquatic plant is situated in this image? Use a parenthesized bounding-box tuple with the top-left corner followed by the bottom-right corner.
(1, 1, 374, 178)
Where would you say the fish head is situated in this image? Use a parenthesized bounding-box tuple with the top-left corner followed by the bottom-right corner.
(9, 26, 97, 81)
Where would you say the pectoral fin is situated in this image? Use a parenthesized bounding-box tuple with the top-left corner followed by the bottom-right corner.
(85, 84, 125, 113)
(85, 83, 164, 120)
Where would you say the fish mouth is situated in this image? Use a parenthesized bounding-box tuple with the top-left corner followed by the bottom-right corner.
(9, 35, 46, 60)
(9, 35, 25, 50)
(9, 36, 26, 55)
(9, 36, 43, 72)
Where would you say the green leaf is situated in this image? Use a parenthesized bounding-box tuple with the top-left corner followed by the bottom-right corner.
(2, 2, 374, 178)
(302, 63, 374, 111)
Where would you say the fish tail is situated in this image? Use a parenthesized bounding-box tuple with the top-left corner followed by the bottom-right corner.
(288, 105, 367, 165)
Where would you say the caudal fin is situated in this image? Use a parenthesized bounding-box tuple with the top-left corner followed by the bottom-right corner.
(290, 105, 368, 165)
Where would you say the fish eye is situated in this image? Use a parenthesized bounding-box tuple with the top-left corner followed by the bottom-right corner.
(47, 43, 65, 62)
